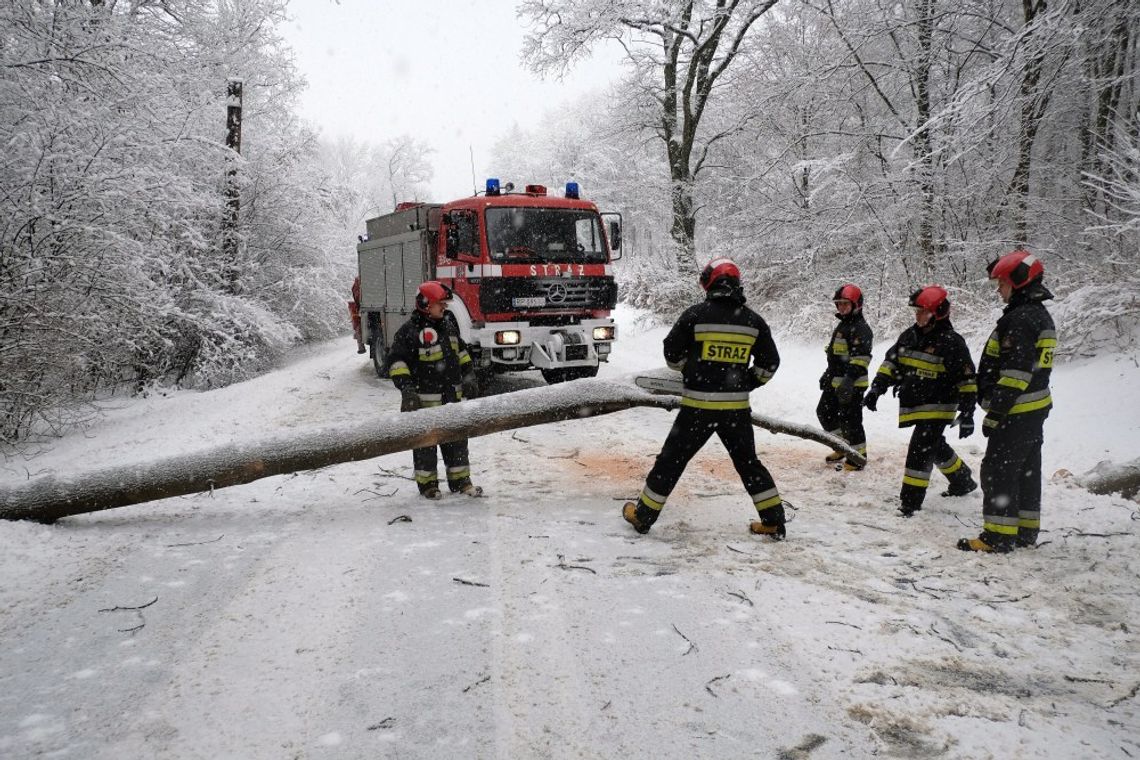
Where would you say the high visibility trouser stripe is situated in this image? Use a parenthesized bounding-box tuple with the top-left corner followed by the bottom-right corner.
(1019, 510, 1040, 529)
(419, 393, 443, 403)
(752, 488, 781, 510)
(983, 515, 1019, 535)
(389, 362, 411, 377)
(958, 382, 977, 393)
(937, 455, 964, 475)
(459, 353, 472, 366)
(415, 470, 437, 485)
(849, 355, 871, 369)
(903, 468, 931, 488)
(877, 363, 896, 378)
(447, 466, 471, 481)
(639, 487, 667, 512)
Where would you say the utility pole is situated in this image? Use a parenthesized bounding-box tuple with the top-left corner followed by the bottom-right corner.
(223, 78, 243, 292)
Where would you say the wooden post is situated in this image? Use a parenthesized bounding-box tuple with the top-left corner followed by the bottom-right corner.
(223, 78, 243, 292)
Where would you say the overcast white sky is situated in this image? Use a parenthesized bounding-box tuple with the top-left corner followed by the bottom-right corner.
(281, 0, 624, 201)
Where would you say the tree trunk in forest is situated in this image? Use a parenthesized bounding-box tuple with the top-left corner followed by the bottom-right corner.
(913, 0, 937, 279)
(0, 374, 863, 523)
(1008, 0, 1052, 244)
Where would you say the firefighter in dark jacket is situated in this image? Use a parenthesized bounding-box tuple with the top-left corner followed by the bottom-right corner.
(864, 286, 978, 517)
(385, 281, 482, 500)
(958, 249, 1055, 553)
(623, 259, 787, 538)
(817, 284, 873, 470)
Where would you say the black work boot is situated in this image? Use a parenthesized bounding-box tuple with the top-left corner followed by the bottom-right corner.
(1015, 531, 1038, 549)
(898, 503, 923, 518)
(941, 477, 978, 498)
(622, 502, 652, 534)
(957, 535, 1013, 553)
(749, 520, 786, 540)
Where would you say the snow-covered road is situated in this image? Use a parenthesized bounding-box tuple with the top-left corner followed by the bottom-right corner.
(1, 307, 1138, 759)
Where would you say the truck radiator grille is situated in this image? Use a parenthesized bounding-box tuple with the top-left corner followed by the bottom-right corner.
(480, 277, 618, 313)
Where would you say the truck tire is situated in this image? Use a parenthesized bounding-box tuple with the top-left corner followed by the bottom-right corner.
(371, 332, 388, 378)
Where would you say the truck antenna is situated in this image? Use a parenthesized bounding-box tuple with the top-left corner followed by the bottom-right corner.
(469, 146, 478, 196)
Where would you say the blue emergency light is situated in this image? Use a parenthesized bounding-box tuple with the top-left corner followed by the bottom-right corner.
(565, 181, 580, 199)
(486, 178, 501, 196)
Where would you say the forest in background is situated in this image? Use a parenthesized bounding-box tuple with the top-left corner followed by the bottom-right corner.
(0, 0, 433, 442)
(1, 0, 1137, 444)
(503, 0, 1139, 344)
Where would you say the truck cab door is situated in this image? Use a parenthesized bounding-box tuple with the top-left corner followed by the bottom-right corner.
(444, 210, 480, 263)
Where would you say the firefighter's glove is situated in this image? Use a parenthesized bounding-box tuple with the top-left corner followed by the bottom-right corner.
(835, 376, 856, 405)
(956, 414, 975, 439)
(862, 390, 880, 412)
(818, 373, 830, 392)
(399, 386, 421, 412)
(462, 374, 479, 400)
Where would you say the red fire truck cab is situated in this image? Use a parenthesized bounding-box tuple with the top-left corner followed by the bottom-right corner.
(354, 180, 621, 383)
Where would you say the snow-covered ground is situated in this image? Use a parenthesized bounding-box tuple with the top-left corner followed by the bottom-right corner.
(1, 306, 1138, 759)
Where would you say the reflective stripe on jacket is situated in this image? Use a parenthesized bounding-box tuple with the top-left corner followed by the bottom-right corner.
(664, 291, 779, 411)
(978, 284, 1055, 429)
(385, 311, 473, 402)
(825, 313, 873, 389)
(870, 319, 977, 427)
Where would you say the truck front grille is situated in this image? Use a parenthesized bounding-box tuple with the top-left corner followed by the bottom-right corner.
(480, 277, 618, 313)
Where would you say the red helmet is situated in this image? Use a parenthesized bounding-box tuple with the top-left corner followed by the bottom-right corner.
(833, 283, 863, 310)
(415, 280, 451, 313)
(987, 248, 1044, 289)
(699, 258, 741, 291)
(909, 285, 950, 320)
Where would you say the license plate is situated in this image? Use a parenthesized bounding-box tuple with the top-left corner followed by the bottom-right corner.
(512, 297, 546, 308)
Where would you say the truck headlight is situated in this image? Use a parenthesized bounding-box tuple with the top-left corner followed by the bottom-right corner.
(592, 326, 615, 341)
(495, 330, 521, 345)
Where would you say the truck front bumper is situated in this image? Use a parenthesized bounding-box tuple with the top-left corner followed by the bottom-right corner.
(477, 319, 615, 370)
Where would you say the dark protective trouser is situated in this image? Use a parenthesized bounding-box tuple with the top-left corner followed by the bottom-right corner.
(413, 440, 473, 494)
(629, 406, 784, 529)
(816, 389, 866, 463)
(980, 414, 1045, 547)
(900, 422, 974, 510)
(406, 398, 473, 494)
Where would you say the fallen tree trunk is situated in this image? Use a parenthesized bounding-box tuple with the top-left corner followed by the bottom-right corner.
(0, 374, 862, 523)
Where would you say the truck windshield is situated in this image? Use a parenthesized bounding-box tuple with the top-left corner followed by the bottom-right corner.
(486, 208, 609, 264)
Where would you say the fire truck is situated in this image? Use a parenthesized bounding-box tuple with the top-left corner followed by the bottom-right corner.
(352, 179, 621, 383)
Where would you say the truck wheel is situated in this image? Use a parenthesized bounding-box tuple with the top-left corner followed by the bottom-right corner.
(371, 333, 388, 378)
(540, 368, 566, 384)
